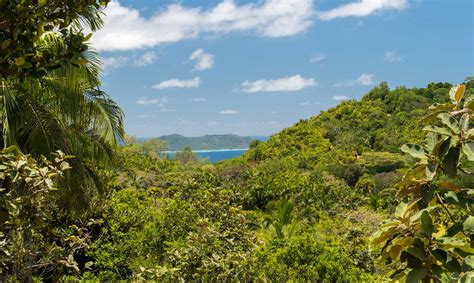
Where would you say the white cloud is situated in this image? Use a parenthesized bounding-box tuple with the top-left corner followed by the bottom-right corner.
(190, 49, 215, 71)
(357, 73, 374, 85)
(92, 1, 413, 51)
(318, 0, 409, 21)
(189, 97, 207, 102)
(335, 73, 375, 87)
(136, 96, 168, 106)
(300, 101, 310, 106)
(102, 56, 129, 70)
(153, 77, 201, 89)
(384, 50, 402, 62)
(310, 53, 326, 63)
(92, 0, 314, 51)
(134, 51, 158, 66)
(241, 74, 316, 93)
(102, 51, 158, 71)
(220, 109, 240, 114)
(333, 95, 349, 100)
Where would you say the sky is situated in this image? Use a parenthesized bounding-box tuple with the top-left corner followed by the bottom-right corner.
(92, 0, 474, 137)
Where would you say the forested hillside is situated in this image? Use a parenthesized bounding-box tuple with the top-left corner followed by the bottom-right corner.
(157, 134, 256, 151)
(0, 2, 472, 281)
(3, 73, 472, 280)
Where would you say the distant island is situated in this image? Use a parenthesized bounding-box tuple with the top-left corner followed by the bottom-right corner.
(139, 134, 268, 151)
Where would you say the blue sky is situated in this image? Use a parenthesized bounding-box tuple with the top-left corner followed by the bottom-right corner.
(93, 0, 473, 137)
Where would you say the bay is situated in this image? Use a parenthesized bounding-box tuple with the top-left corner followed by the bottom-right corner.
(165, 148, 248, 163)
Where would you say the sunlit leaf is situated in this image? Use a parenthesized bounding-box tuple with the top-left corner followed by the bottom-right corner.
(463, 216, 474, 236)
(401, 144, 427, 159)
(462, 142, 474, 161)
(423, 125, 452, 136)
(438, 113, 460, 134)
(449, 84, 466, 103)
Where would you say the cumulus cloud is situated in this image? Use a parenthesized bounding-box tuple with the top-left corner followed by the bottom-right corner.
(335, 73, 375, 87)
(220, 109, 240, 114)
(189, 49, 215, 71)
(318, 0, 409, 21)
(153, 77, 201, 89)
(189, 97, 207, 102)
(310, 53, 326, 63)
(384, 50, 402, 62)
(333, 95, 349, 100)
(134, 51, 159, 66)
(102, 56, 129, 70)
(241, 74, 316, 93)
(357, 73, 374, 85)
(136, 96, 168, 106)
(102, 51, 158, 71)
(92, 0, 314, 51)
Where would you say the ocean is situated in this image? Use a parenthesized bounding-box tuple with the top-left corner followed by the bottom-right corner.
(165, 148, 248, 163)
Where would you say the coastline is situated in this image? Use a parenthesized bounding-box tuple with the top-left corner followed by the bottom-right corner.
(163, 148, 249, 154)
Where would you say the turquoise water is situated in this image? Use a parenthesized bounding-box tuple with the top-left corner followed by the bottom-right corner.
(166, 149, 248, 163)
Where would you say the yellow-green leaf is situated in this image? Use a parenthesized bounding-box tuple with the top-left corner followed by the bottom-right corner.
(449, 84, 466, 103)
(15, 57, 25, 66)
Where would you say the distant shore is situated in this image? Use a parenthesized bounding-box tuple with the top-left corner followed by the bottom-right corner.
(162, 148, 248, 154)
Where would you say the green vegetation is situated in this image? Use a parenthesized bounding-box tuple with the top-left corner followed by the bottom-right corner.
(157, 134, 258, 151)
(0, 4, 472, 281)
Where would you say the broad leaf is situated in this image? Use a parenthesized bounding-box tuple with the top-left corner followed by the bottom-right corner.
(420, 211, 434, 237)
(463, 216, 474, 236)
(423, 125, 452, 136)
(395, 202, 408, 218)
(438, 113, 460, 134)
(458, 272, 474, 283)
(463, 256, 474, 272)
(466, 128, 474, 139)
(407, 247, 426, 260)
(426, 159, 437, 180)
(460, 113, 469, 132)
(449, 84, 466, 103)
(462, 142, 474, 161)
(401, 144, 427, 159)
(464, 95, 474, 111)
(406, 267, 427, 282)
(442, 147, 460, 178)
(436, 137, 451, 160)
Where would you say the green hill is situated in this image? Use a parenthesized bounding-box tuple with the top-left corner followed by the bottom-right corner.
(157, 134, 261, 151)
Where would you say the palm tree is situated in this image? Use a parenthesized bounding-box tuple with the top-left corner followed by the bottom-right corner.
(0, 60, 124, 209)
(0, 7, 125, 209)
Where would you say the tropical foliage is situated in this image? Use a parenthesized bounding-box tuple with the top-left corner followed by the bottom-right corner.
(0, 3, 472, 281)
(372, 84, 474, 282)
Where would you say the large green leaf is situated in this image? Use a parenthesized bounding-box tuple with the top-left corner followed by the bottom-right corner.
(466, 128, 474, 139)
(442, 147, 460, 178)
(458, 272, 474, 283)
(438, 113, 460, 134)
(423, 125, 452, 136)
(426, 159, 437, 180)
(401, 144, 427, 159)
(463, 256, 474, 272)
(407, 247, 426, 260)
(395, 202, 408, 218)
(436, 137, 452, 160)
(464, 95, 474, 111)
(420, 211, 434, 237)
(406, 267, 427, 282)
(463, 216, 474, 236)
(462, 142, 474, 161)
